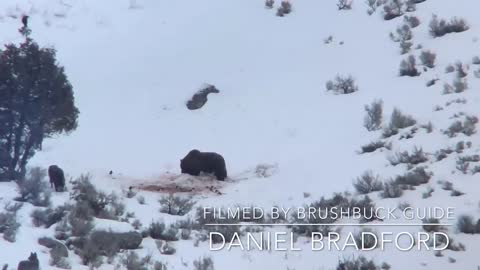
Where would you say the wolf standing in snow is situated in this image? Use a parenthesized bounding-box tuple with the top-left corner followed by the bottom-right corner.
(17, 252, 39, 270)
(48, 165, 66, 192)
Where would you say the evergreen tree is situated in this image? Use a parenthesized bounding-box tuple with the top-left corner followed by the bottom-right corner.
(0, 18, 79, 180)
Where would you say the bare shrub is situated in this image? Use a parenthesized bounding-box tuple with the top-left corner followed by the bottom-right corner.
(423, 218, 442, 233)
(15, 167, 51, 207)
(353, 171, 383, 194)
(381, 181, 403, 198)
(390, 24, 412, 54)
(419, 51, 436, 68)
(70, 175, 125, 220)
(156, 240, 176, 255)
(404, 15, 420, 28)
(265, 0, 274, 9)
(366, 0, 384, 15)
(276, 1, 292, 16)
(444, 116, 478, 137)
(121, 251, 151, 270)
(388, 108, 416, 130)
(472, 56, 480, 65)
(326, 75, 359, 94)
(159, 194, 195, 216)
(456, 155, 480, 174)
(193, 257, 215, 270)
(422, 186, 434, 199)
(454, 62, 468, 78)
(394, 167, 431, 187)
(456, 215, 477, 234)
(429, 15, 469, 38)
(0, 205, 21, 242)
(399, 55, 419, 76)
(445, 64, 455, 73)
(31, 204, 69, 228)
(388, 147, 428, 166)
(337, 0, 353, 10)
(452, 78, 468, 93)
(359, 140, 391, 154)
(137, 195, 146, 205)
(383, 0, 405, 20)
(364, 100, 383, 131)
(336, 256, 385, 270)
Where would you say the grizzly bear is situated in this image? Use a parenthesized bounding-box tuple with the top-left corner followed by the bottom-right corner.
(48, 165, 65, 192)
(180, 149, 227, 180)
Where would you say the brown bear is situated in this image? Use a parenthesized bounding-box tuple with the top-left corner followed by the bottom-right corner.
(180, 149, 227, 180)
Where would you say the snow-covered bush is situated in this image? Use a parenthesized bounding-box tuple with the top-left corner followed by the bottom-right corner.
(388, 147, 428, 166)
(383, 0, 405, 20)
(387, 108, 417, 133)
(429, 15, 469, 38)
(390, 24, 412, 54)
(456, 155, 480, 174)
(394, 167, 431, 187)
(419, 50, 436, 68)
(38, 237, 70, 268)
(156, 240, 177, 255)
(456, 215, 478, 234)
(366, 0, 384, 15)
(31, 204, 69, 228)
(472, 56, 480, 65)
(80, 230, 143, 264)
(336, 256, 387, 270)
(390, 24, 412, 43)
(193, 257, 214, 270)
(359, 140, 391, 154)
(120, 251, 153, 270)
(422, 218, 442, 233)
(137, 195, 146, 205)
(353, 171, 383, 194)
(0, 204, 21, 242)
(434, 148, 453, 161)
(148, 221, 166, 239)
(159, 194, 195, 216)
(404, 15, 420, 28)
(444, 116, 478, 137)
(381, 181, 403, 198)
(445, 64, 455, 73)
(422, 186, 434, 199)
(265, 0, 274, 9)
(70, 175, 125, 220)
(399, 55, 419, 76)
(326, 75, 359, 94)
(276, 1, 292, 16)
(364, 100, 383, 131)
(15, 167, 51, 207)
(337, 0, 352, 10)
(454, 61, 468, 78)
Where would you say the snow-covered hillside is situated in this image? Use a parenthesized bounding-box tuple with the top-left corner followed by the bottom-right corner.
(1, 0, 480, 269)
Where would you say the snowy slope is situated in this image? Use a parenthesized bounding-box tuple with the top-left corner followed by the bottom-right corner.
(0, 0, 480, 269)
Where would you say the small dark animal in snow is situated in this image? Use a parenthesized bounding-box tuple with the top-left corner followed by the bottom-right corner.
(17, 252, 39, 270)
(21, 15, 29, 27)
(180, 149, 227, 180)
(48, 165, 65, 192)
(186, 84, 220, 110)
(109, 170, 113, 175)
